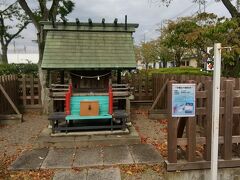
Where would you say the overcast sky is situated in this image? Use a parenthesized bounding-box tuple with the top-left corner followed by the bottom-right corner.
(6, 0, 232, 53)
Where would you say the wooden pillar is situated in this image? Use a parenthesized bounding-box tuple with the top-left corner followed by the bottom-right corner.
(204, 80, 213, 161)
(223, 79, 233, 160)
(186, 80, 196, 162)
(22, 74, 27, 107)
(30, 74, 34, 105)
(167, 80, 178, 163)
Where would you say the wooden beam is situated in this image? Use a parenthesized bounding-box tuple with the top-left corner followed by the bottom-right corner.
(0, 84, 21, 115)
(150, 79, 169, 111)
(177, 117, 187, 138)
(204, 80, 213, 161)
(167, 80, 178, 163)
(165, 159, 240, 171)
(223, 80, 233, 160)
(178, 136, 240, 146)
(0, 114, 22, 120)
(186, 117, 196, 162)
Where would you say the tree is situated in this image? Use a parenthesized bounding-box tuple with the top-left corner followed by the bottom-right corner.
(0, 1, 29, 64)
(159, 12, 240, 75)
(155, 38, 174, 67)
(183, 13, 240, 75)
(219, 0, 240, 18)
(160, 0, 240, 18)
(18, 0, 75, 113)
(140, 41, 159, 69)
(160, 17, 199, 66)
(18, 0, 75, 65)
(134, 45, 143, 63)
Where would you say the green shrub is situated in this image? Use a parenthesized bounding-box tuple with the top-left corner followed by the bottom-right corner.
(141, 67, 212, 76)
(0, 63, 38, 76)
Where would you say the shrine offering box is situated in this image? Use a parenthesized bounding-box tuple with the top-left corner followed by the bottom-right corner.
(80, 101, 99, 116)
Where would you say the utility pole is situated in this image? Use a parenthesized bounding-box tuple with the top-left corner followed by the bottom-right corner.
(237, 0, 240, 12)
(203, 0, 206, 13)
(210, 43, 221, 180)
(198, 0, 201, 14)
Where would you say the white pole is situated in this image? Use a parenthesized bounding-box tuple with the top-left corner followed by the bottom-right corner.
(210, 43, 221, 180)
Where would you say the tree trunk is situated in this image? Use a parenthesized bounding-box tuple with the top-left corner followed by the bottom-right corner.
(175, 59, 181, 67)
(145, 62, 149, 70)
(37, 29, 49, 114)
(163, 59, 167, 68)
(153, 61, 156, 69)
(1, 45, 8, 64)
(175, 53, 181, 67)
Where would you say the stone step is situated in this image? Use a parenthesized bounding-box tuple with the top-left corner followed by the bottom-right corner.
(34, 126, 140, 148)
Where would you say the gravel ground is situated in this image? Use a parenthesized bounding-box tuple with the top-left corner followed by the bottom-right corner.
(131, 109, 168, 158)
(131, 110, 167, 141)
(0, 111, 48, 158)
(0, 109, 167, 179)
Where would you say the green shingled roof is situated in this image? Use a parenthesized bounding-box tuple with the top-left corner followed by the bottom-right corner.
(41, 22, 138, 69)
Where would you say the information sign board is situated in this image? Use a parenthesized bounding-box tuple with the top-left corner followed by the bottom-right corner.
(172, 84, 195, 117)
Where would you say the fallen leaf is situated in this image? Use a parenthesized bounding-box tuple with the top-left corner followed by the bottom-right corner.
(126, 170, 133, 175)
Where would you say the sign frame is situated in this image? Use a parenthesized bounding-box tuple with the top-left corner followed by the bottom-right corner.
(172, 83, 196, 117)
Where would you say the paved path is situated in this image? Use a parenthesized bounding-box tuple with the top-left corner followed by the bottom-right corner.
(53, 168, 121, 180)
(9, 144, 163, 170)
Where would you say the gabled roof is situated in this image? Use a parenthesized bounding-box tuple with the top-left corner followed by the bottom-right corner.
(41, 21, 139, 69)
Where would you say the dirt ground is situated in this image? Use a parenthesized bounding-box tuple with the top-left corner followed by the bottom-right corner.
(0, 111, 52, 180)
(0, 109, 167, 179)
(0, 111, 48, 158)
(131, 109, 168, 158)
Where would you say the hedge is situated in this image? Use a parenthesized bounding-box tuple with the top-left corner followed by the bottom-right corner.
(0, 63, 38, 76)
(144, 67, 212, 76)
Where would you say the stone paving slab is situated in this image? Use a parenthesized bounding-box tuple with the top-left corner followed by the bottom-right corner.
(103, 145, 134, 165)
(87, 167, 121, 180)
(129, 144, 163, 164)
(53, 169, 87, 180)
(73, 147, 103, 167)
(41, 148, 75, 169)
(9, 148, 48, 170)
(9, 144, 163, 170)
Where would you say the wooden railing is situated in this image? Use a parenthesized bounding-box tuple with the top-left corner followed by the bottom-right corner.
(18, 74, 42, 108)
(0, 75, 19, 114)
(152, 74, 212, 110)
(166, 79, 240, 171)
(122, 73, 153, 102)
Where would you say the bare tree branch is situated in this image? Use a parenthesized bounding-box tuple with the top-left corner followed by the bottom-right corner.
(6, 21, 29, 45)
(1, 1, 17, 14)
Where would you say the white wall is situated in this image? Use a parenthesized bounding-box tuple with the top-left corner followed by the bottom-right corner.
(8, 53, 39, 64)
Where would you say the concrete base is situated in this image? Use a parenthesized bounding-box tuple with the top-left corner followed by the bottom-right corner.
(51, 128, 129, 137)
(34, 126, 140, 148)
(165, 168, 240, 180)
(53, 168, 121, 180)
(0, 114, 22, 125)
